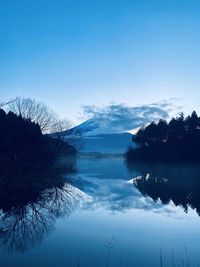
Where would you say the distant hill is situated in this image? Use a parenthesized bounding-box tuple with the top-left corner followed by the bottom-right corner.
(80, 133, 134, 154)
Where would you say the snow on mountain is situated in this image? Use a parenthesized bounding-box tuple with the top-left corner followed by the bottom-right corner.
(68, 118, 135, 154)
(66, 102, 170, 154)
(70, 119, 100, 136)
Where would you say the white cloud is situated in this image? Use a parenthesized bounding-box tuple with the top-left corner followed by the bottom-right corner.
(81, 100, 175, 133)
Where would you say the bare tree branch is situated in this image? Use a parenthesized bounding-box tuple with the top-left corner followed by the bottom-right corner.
(7, 97, 82, 156)
(8, 97, 66, 134)
(0, 97, 19, 109)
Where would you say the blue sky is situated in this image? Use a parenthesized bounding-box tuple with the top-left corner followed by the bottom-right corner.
(1, 0, 200, 125)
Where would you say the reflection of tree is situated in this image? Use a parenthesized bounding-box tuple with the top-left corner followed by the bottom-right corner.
(132, 163, 200, 216)
(0, 164, 79, 252)
(0, 203, 54, 252)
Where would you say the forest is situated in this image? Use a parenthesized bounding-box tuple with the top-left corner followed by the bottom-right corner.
(126, 111, 200, 162)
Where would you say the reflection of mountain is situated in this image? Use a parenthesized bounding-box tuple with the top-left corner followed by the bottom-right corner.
(0, 163, 82, 252)
(71, 174, 168, 214)
(132, 164, 200, 216)
(71, 159, 200, 218)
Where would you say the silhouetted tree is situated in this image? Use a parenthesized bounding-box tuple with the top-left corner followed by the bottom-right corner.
(8, 97, 70, 134)
(0, 107, 76, 163)
(6, 97, 79, 159)
(126, 111, 200, 162)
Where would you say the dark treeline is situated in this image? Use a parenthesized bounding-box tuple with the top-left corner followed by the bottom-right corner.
(0, 108, 75, 164)
(126, 111, 200, 162)
(0, 98, 78, 251)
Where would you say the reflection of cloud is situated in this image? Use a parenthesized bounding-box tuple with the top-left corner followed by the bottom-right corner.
(76, 176, 184, 218)
(81, 101, 173, 133)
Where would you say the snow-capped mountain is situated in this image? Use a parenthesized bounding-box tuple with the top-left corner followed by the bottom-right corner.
(69, 118, 101, 136)
(68, 118, 135, 154)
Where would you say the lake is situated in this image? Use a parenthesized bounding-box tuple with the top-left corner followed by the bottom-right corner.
(0, 156, 200, 267)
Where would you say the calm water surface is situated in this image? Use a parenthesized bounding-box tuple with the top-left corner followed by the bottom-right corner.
(1, 157, 200, 267)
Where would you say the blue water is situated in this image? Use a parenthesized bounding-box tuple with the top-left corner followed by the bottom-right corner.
(1, 157, 200, 267)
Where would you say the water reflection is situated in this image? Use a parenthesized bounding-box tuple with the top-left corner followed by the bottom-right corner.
(2, 157, 200, 255)
(0, 162, 80, 252)
(1, 158, 200, 267)
(77, 159, 200, 218)
(131, 163, 200, 216)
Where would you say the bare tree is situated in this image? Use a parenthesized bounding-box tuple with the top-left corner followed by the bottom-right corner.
(51, 118, 82, 149)
(8, 97, 82, 156)
(49, 120, 83, 160)
(0, 97, 18, 109)
(8, 97, 60, 134)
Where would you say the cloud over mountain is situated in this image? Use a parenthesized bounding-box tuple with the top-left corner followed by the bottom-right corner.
(79, 101, 173, 134)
